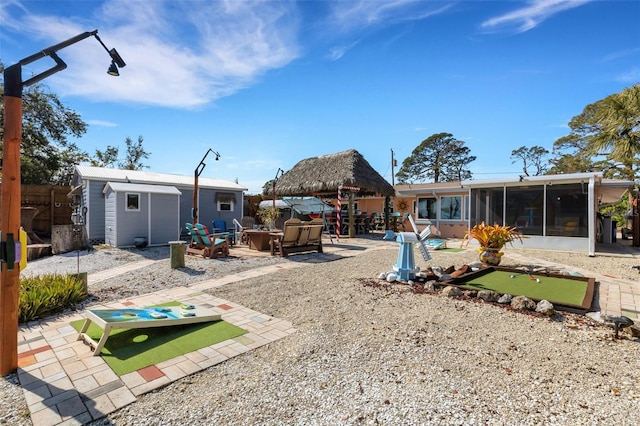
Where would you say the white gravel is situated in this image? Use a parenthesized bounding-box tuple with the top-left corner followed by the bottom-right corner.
(2, 237, 640, 425)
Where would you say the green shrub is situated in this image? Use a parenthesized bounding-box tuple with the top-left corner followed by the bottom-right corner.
(19, 274, 89, 323)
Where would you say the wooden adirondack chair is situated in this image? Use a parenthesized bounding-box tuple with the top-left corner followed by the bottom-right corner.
(186, 223, 229, 258)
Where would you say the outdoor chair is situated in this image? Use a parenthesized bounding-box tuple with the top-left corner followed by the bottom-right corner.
(191, 223, 229, 258)
(185, 222, 212, 258)
(241, 216, 256, 243)
(271, 218, 323, 257)
(213, 219, 235, 245)
(234, 217, 255, 245)
(271, 218, 301, 256)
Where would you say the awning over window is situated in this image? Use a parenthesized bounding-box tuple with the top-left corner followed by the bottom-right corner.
(283, 197, 334, 215)
(216, 192, 236, 203)
(259, 197, 334, 215)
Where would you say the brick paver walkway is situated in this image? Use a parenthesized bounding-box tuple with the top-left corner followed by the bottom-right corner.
(14, 235, 640, 425)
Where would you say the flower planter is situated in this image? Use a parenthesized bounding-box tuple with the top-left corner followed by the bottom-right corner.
(478, 247, 503, 266)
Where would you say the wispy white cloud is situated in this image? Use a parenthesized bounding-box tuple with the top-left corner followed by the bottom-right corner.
(613, 67, 640, 84)
(87, 119, 118, 127)
(329, 0, 453, 33)
(601, 47, 640, 63)
(3, 0, 301, 108)
(480, 0, 592, 34)
(324, 0, 452, 59)
(327, 40, 360, 61)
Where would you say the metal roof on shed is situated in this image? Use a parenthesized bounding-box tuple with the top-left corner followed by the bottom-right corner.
(103, 182, 182, 195)
(75, 166, 247, 191)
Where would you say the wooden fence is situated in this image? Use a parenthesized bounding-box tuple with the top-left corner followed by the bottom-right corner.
(0, 184, 74, 239)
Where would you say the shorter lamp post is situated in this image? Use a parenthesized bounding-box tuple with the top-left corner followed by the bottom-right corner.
(0, 30, 125, 375)
(272, 168, 284, 210)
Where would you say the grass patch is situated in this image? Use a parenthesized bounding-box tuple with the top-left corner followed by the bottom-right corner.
(72, 302, 246, 376)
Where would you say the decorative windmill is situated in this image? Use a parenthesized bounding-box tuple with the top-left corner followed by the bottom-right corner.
(383, 215, 432, 281)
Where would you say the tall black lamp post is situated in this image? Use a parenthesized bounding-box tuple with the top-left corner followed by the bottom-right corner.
(0, 30, 125, 375)
(192, 148, 220, 225)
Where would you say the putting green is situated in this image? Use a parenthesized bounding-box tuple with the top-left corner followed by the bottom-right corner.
(72, 302, 246, 376)
(450, 267, 595, 311)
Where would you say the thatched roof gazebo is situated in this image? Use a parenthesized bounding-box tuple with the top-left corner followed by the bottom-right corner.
(274, 149, 395, 197)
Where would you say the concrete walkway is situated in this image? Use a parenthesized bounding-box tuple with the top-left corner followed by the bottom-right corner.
(14, 235, 640, 425)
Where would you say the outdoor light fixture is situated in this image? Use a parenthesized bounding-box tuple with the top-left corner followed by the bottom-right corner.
(1, 30, 126, 375)
(108, 61, 120, 76)
(192, 149, 221, 225)
(94, 33, 126, 75)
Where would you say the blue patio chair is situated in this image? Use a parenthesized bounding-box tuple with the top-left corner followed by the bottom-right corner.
(212, 219, 235, 245)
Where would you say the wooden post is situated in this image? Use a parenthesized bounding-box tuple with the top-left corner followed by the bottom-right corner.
(192, 174, 199, 225)
(349, 192, 355, 238)
(169, 241, 186, 269)
(1, 64, 23, 375)
(50, 186, 55, 233)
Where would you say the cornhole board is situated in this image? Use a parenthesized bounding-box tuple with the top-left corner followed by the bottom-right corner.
(77, 304, 221, 355)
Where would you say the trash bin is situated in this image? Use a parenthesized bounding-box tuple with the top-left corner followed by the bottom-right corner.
(169, 240, 186, 269)
(612, 220, 617, 242)
(602, 217, 612, 244)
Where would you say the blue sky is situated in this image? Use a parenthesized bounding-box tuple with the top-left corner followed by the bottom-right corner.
(1, 0, 639, 194)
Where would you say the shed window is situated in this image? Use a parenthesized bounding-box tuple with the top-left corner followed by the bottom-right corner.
(217, 200, 234, 212)
(126, 193, 140, 211)
(216, 192, 236, 212)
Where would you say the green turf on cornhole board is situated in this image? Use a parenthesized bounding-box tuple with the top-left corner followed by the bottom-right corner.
(71, 301, 247, 376)
(447, 267, 595, 311)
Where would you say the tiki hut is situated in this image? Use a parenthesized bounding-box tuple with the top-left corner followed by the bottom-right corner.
(274, 149, 395, 197)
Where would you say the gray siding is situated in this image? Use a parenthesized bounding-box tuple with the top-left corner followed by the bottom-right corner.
(199, 189, 240, 231)
(87, 180, 107, 243)
(116, 192, 150, 247)
(177, 186, 195, 238)
(176, 187, 243, 238)
(104, 189, 117, 246)
(104, 186, 181, 247)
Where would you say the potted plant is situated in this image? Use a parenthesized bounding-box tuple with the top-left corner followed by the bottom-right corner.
(257, 206, 280, 230)
(461, 222, 526, 265)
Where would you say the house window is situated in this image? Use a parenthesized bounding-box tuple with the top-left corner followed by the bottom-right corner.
(471, 188, 504, 228)
(126, 193, 140, 211)
(544, 184, 587, 237)
(506, 186, 543, 235)
(417, 197, 437, 220)
(440, 196, 462, 220)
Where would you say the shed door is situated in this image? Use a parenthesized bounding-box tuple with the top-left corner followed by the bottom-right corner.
(150, 194, 180, 245)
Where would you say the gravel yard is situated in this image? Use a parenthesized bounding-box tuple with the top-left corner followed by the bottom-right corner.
(2, 238, 640, 425)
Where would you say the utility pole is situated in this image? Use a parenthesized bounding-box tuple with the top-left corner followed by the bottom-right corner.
(391, 149, 395, 186)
